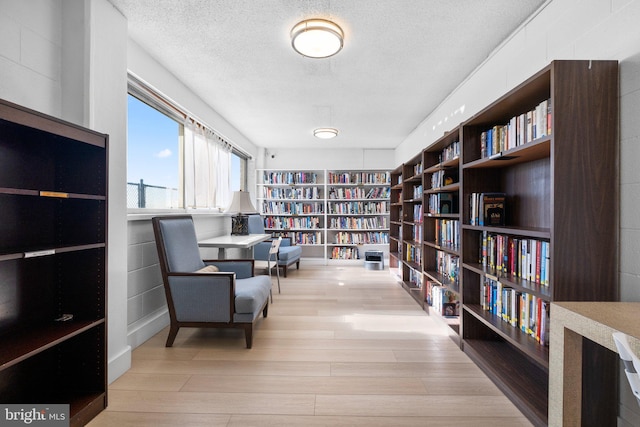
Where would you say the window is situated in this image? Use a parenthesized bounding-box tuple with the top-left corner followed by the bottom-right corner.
(127, 77, 248, 211)
(127, 95, 180, 209)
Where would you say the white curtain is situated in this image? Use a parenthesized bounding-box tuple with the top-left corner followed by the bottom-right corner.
(183, 123, 232, 209)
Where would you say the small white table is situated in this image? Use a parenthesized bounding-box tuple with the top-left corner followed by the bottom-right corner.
(198, 233, 271, 259)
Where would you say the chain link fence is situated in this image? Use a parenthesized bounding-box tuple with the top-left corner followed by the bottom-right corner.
(127, 180, 179, 209)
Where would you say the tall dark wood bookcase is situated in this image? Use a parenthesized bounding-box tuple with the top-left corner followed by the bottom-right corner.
(400, 153, 424, 305)
(422, 128, 461, 335)
(390, 60, 619, 426)
(389, 166, 403, 282)
(460, 60, 619, 426)
(0, 98, 108, 426)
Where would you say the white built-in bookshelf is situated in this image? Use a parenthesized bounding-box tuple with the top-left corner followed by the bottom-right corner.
(256, 169, 390, 264)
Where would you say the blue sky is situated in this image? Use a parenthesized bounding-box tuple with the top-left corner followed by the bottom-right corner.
(127, 95, 179, 189)
(128, 94, 243, 192)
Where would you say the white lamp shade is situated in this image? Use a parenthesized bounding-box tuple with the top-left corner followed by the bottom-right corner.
(226, 190, 258, 214)
(291, 19, 344, 58)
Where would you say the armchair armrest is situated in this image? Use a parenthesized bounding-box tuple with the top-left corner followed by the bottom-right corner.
(167, 272, 235, 322)
(203, 259, 255, 279)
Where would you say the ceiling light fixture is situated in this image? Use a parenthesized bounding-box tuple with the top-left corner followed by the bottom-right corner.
(291, 19, 344, 58)
(314, 128, 338, 139)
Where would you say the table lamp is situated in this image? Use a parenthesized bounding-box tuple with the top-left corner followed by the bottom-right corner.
(226, 190, 258, 235)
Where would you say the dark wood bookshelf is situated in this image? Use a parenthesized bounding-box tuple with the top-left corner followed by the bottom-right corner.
(460, 60, 619, 426)
(388, 166, 403, 281)
(392, 60, 619, 426)
(420, 129, 462, 329)
(0, 98, 108, 426)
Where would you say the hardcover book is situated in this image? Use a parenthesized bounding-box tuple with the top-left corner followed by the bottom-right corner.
(482, 193, 506, 226)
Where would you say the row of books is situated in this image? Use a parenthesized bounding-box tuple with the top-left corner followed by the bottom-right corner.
(263, 171, 318, 184)
(479, 232, 550, 286)
(435, 219, 460, 248)
(333, 231, 389, 244)
(436, 250, 459, 283)
(426, 281, 459, 317)
(291, 231, 322, 245)
(263, 216, 322, 230)
(406, 243, 421, 265)
(410, 185, 422, 200)
(407, 267, 422, 288)
(327, 201, 388, 215)
(438, 140, 460, 163)
(412, 204, 423, 222)
(327, 186, 389, 200)
(412, 163, 423, 177)
(330, 246, 360, 259)
(427, 193, 455, 215)
(481, 277, 550, 345)
(329, 216, 388, 230)
(411, 224, 422, 244)
(327, 171, 391, 185)
(395, 190, 403, 204)
(469, 192, 506, 226)
(480, 98, 551, 158)
(261, 201, 324, 215)
(429, 169, 457, 189)
(262, 186, 321, 200)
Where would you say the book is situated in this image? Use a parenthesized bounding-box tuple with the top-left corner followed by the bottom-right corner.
(481, 193, 506, 226)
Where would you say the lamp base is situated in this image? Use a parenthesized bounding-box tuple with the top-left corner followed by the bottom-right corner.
(231, 214, 249, 235)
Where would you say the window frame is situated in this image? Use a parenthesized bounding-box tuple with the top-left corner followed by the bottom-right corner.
(127, 74, 249, 214)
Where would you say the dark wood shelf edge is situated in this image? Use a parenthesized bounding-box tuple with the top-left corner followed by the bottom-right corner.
(0, 187, 106, 200)
(460, 224, 551, 240)
(423, 241, 460, 256)
(67, 392, 107, 427)
(0, 243, 106, 262)
(462, 339, 548, 427)
(423, 270, 460, 294)
(463, 304, 549, 368)
(462, 262, 552, 300)
(0, 319, 106, 370)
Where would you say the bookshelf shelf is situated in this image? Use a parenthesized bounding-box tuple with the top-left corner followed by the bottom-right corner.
(391, 60, 619, 426)
(257, 169, 390, 263)
(0, 98, 108, 426)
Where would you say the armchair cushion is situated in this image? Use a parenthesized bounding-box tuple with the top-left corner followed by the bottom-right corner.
(234, 276, 272, 317)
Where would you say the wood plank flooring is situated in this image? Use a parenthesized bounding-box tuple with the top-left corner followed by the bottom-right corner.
(88, 265, 533, 426)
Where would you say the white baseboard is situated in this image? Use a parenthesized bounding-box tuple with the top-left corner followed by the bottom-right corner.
(108, 344, 131, 384)
(127, 309, 170, 350)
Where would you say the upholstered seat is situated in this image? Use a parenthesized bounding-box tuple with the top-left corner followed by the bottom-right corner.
(248, 214, 302, 277)
(152, 215, 271, 348)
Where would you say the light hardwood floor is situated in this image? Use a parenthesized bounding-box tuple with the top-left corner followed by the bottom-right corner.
(88, 265, 533, 426)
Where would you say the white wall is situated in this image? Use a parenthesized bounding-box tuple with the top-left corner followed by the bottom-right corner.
(0, 0, 62, 114)
(260, 147, 396, 171)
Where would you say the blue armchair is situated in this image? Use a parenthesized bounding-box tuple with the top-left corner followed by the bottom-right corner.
(248, 214, 302, 277)
(152, 215, 271, 348)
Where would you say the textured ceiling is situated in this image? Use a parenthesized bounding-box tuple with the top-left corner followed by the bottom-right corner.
(109, 0, 546, 150)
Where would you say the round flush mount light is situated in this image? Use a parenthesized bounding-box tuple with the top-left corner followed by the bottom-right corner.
(291, 19, 344, 58)
(314, 128, 339, 139)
